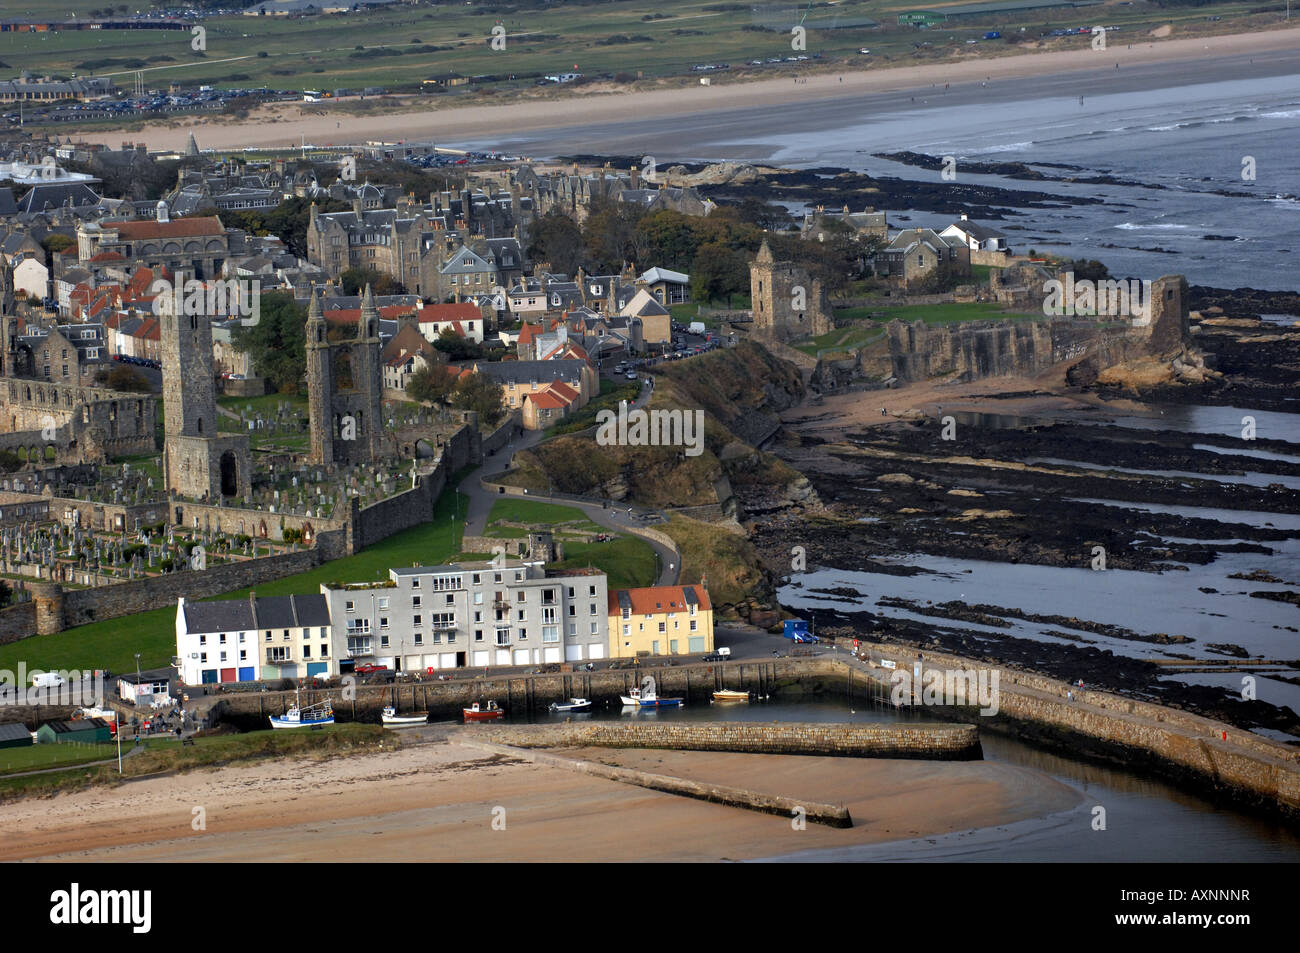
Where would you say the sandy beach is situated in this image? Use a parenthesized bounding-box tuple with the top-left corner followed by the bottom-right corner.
(1, 740, 1081, 862)
(78, 26, 1300, 154)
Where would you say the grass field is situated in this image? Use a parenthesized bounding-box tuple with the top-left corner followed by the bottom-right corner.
(0, 488, 471, 676)
(478, 499, 658, 588)
(0, 724, 387, 800)
(0, 742, 117, 776)
(1, 0, 1267, 104)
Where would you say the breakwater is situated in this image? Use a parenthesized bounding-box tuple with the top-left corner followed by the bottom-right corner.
(462, 720, 980, 760)
(458, 735, 854, 827)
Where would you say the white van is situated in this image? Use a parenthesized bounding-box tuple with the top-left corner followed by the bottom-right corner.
(31, 671, 67, 689)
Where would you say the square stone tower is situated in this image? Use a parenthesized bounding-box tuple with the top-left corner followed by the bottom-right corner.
(161, 284, 251, 501)
(749, 239, 833, 340)
(306, 285, 385, 465)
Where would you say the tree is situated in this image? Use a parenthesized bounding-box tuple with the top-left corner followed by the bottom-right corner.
(582, 199, 646, 273)
(339, 267, 403, 296)
(527, 209, 583, 275)
(1068, 259, 1111, 282)
(690, 242, 749, 303)
(432, 327, 482, 362)
(406, 363, 457, 404)
(232, 292, 306, 393)
(96, 364, 151, 393)
(451, 372, 505, 427)
(224, 195, 350, 259)
(41, 233, 74, 257)
(0, 579, 11, 609)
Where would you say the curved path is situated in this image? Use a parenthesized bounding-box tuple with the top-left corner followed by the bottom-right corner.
(456, 382, 681, 586)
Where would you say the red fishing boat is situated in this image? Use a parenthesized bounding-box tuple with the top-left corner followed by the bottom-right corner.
(463, 700, 504, 721)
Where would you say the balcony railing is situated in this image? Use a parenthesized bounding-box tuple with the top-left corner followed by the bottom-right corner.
(492, 599, 511, 609)
(346, 644, 374, 657)
(494, 630, 512, 646)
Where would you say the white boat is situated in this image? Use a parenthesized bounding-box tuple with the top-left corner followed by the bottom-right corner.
(549, 697, 592, 713)
(269, 689, 334, 729)
(712, 689, 749, 702)
(620, 676, 683, 709)
(381, 705, 428, 727)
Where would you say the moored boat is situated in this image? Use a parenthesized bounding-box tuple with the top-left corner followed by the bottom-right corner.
(712, 689, 750, 702)
(463, 700, 504, 721)
(620, 676, 683, 708)
(269, 689, 334, 729)
(549, 697, 592, 713)
(381, 705, 428, 727)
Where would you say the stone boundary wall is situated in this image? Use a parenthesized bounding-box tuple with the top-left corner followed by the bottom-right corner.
(350, 459, 446, 552)
(0, 601, 36, 644)
(457, 736, 853, 828)
(970, 249, 1011, 267)
(463, 721, 982, 760)
(851, 643, 1300, 814)
(481, 411, 521, 456)
(59, 547, 322, 629)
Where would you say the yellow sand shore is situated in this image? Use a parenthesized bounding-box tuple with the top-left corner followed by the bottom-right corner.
(3, 741, 1081, 862)
(78, 27, 1300, 154)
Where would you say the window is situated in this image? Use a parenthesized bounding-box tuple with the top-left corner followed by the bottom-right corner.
(380, 617, 389, 629)
(589, 603, 597, 615)
(378, 597, 389, 610)
(267, 646, 291, 663)
(380, 635, 389, 648)
(200, 652, 208, 663)
(658, 622, 666, 634)
(239, 650, 247, 661)
(283, 629, 290, 641)
(475, 630, 484, 642)
(304, 645, 312, 659)
(413, 615, 422, 627)
(622, 624, 630, 636)
(412, 595, 422, 608)
(239, 632, 247, 643)
(542, 626, 559, 643)
(589, 585, 597, 596)
(219, 633, 226, 644)
(321, 644, 329, 658)
(199, 634, 207, 646)
(472, 573, 481, 585)
(345, 601, 355, 612)
(590, 622, 599, 635)
(219, 652, 227, 662)
(414, 633, 423, 646)
(411, 576, 420, 588)
(690, 620, 698, 632)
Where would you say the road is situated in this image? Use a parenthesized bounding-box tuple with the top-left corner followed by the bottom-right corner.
(456, 379, 681, 586)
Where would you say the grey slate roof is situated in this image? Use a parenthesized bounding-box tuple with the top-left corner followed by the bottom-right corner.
(181, 593, 332, 634)
(0, 722, 31, 743)
(474, 358, 586, 386)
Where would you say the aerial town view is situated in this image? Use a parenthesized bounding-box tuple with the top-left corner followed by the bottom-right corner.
(0, 0, 1295, 925)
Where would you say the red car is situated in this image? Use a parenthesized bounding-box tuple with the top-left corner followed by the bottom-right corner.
(354, 663, 388, 675)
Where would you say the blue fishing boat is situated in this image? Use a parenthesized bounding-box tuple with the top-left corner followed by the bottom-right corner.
(620, 676, 683, 708)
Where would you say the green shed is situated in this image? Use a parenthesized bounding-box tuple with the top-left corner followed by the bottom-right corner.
(36, 718, 112, 745)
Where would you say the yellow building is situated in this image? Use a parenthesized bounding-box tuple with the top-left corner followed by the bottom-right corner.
(608, 585, 713, 658)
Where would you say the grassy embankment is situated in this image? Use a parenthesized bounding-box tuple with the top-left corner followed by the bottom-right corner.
(0, 724, 388, 800)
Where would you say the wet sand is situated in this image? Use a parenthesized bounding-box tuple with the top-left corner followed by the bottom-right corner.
(781, 367, 1154, 442)
(77, 27, 1300, 154)
(2, 741, 1081, 862)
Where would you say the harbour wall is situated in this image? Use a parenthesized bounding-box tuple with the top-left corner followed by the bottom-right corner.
(461, 721, 981, 760)
(850, 641, 1300, 819)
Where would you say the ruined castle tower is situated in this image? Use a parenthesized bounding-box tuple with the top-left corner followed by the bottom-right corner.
(749, 239, 833, 340)
(161, 292, 251, 500)
(306, 285, 384, 465)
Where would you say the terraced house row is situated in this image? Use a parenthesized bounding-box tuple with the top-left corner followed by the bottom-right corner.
(175, 558, 714, 685)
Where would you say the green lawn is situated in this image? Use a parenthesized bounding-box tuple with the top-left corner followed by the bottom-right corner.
(552, 537, 658, 591)
(795, 322, 886, 355)
(0, 489, 470, 675)
(0, 742, 118, 776)
(486, 499, 592, 526)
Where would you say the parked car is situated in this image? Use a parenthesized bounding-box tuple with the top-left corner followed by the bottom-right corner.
(354, 663, 387, 675)
(702, 647, 732, 662)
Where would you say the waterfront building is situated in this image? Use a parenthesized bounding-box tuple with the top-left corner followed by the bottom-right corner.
(608, 584, 714, 659)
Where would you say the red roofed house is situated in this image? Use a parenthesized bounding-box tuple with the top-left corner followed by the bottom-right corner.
(417, 302, 484, 344)
(520, 380, 582, 429)
(608, 584, 715, 658)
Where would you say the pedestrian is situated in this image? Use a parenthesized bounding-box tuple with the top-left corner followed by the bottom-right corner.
(1067, 690, 1073, 702)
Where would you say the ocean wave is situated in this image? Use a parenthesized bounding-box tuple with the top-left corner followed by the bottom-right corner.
(1114, 223, 1194, 231)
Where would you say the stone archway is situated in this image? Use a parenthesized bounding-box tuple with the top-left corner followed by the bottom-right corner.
(219, 450, 238, 497)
